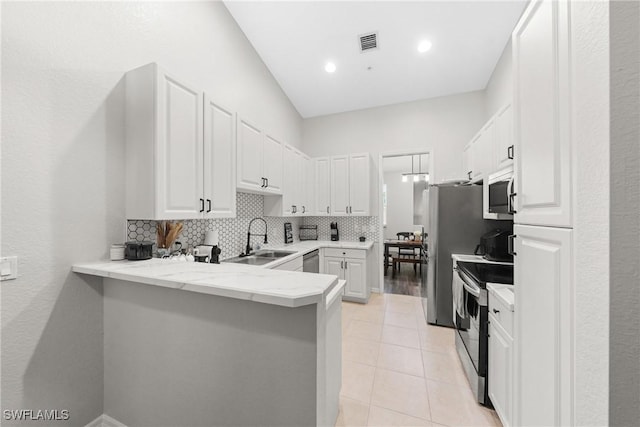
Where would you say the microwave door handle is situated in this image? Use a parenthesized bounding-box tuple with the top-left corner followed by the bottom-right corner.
(507, 176, 516, 214)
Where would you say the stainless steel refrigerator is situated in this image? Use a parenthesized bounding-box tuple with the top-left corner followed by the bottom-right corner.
(420, 183, 488, 327)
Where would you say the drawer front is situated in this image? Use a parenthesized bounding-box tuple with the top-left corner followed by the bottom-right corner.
(323, 248, 366, 260)
(272, 256, 303, 271)
(489, 291, 514, 338)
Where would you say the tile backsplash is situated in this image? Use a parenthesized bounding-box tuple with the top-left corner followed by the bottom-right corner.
(127, 192, 379, 260)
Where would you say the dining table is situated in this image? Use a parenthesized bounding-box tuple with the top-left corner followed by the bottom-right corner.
(383, 238, 424, 276)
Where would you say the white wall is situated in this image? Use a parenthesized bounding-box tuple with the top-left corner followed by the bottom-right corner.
(571, 2, 610, 425)
(609, 1, 639, 425)
(1, 2, 302, 424)
(302, 91, 486, 185)
(484, 40, 514, 119)
(383, 172, 415, 240)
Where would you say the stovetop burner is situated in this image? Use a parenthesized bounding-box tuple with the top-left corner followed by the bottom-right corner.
(457, 261, 513, 287)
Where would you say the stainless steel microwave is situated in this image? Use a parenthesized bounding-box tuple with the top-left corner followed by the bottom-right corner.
(487, 168, 515, 215)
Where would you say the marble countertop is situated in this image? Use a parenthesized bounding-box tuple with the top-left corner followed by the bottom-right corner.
(72, 258, 340, 308)
(227, 240, 375, 269)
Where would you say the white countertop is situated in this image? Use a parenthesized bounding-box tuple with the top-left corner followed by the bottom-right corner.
(487, 283, 515, 311)
(451, 253, 513, 266)
(72, 258, 339, 308)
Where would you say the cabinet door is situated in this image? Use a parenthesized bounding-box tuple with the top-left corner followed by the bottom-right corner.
(324, 257, 343, 279)
(281, 145, 296, 216)
(343, 258, 366, 299)
(495, 104, 514, 171)
(513, 0, 572, 227)
(203, 96, 235, 218)
(330, 155, 349, 215)
(263, 134, 283, 193)
(315, 157, 331, 215)
(302, 155, 313, 215)
(156, 71, 204, 219)
(293, 149, 304, 215)
(513, 224, 572, 427)
(237, 117, 264, 191)
(478, 120, 495, 179)
(489, 318, 513, 427)
(349, 153, 370, 215)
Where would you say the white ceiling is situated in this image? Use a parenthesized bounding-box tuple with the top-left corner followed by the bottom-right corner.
(223, 1, 527, 118)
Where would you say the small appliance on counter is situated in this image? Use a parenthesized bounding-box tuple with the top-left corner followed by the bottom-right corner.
(299, 224, 318, 241)
(284, 222, 293, 244)
(125, 241, 153, 261)
(194, 230, 221, 263)
(330, 222, 339, 241)
(474, 229, 513, 262)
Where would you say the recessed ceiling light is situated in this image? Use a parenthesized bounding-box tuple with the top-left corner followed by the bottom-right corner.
(325, 62, 336, 73)
(417, 40, 432, 53)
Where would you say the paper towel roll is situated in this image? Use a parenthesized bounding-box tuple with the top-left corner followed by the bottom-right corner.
(204, 230, 219, 246)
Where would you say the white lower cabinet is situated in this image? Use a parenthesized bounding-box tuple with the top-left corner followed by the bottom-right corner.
(488, 284, 515, 427)
(513, 224, 573, 427)
(321, 248, 370, 303)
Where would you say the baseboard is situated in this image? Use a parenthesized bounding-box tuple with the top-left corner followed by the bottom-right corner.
(85, 414, 127, 427)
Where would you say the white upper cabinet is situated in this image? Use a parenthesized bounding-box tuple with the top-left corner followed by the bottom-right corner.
(462, 142, 473, 182)
(263, 134, 284, 193)
(495, 103, 515, 171)
(125, 63, 235, 220)
(330, 156, 349, 215)
(348, 153, 371, 215)
(302, 154, 313, 215)
(237, 116, 283, 195)
(314, 157, 331, 216)
(513, 0, 572, 227)
(237, 117, 264, 191)
(513, 224, 573, 427)
(203, 96, 236, 218)
(330, 155, 350, 215)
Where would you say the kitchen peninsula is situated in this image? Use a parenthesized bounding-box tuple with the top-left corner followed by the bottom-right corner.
(73, 260, 344, 427)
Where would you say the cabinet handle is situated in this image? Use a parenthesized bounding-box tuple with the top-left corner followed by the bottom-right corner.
(327, 206, 330, 214)
(206, 199, 212, 213)
(199, 198, 205, 213)
(508, 145, 514, 160)
(265, 178, 269, 188)
(302, 206, 306, 214)
(346, 206, 349, 214)
(467, 171, 472, 180)
(493, 308, 500, 314)
(508, 234, 517, 256)
(261, 178, 266, 188)
(340, 261, 344, 269)
(344, 261, 347, 270)
(509, 192, 518, 214)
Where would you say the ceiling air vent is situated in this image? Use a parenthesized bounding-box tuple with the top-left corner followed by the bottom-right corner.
(359, 32, 378, 53)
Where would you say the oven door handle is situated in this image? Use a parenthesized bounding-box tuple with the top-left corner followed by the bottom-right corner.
(458, 271, 481, 298)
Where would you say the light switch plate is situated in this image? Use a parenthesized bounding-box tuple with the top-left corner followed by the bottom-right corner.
(0, 256, 18, 281)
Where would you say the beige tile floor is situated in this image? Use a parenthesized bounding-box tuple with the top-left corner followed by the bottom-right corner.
(336, 293, 502, 427)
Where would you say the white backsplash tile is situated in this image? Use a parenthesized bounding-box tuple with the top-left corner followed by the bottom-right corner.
(127, 192, 379, 260)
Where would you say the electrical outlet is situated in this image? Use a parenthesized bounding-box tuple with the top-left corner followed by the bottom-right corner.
(0, 256, 18, 281)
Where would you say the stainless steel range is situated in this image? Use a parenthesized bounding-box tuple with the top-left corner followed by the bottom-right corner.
(453, 260, 513, 406)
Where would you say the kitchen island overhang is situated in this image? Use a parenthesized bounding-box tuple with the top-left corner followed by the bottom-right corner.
(73, 260, 344, 427)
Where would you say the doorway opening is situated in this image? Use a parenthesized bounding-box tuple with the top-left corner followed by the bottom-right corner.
(378, 151, 431, 297)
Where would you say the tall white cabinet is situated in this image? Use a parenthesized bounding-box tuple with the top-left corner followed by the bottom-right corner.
(125, 63, 235, 220)
(511, 1, 574, 426)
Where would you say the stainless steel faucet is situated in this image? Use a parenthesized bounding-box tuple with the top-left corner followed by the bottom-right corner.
(244, 217, 268, 256)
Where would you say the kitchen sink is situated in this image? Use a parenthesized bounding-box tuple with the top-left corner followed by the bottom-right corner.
(223, 250, 296, 266)
(253, 250, 296, 258)
(223, 256, 275, 266)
